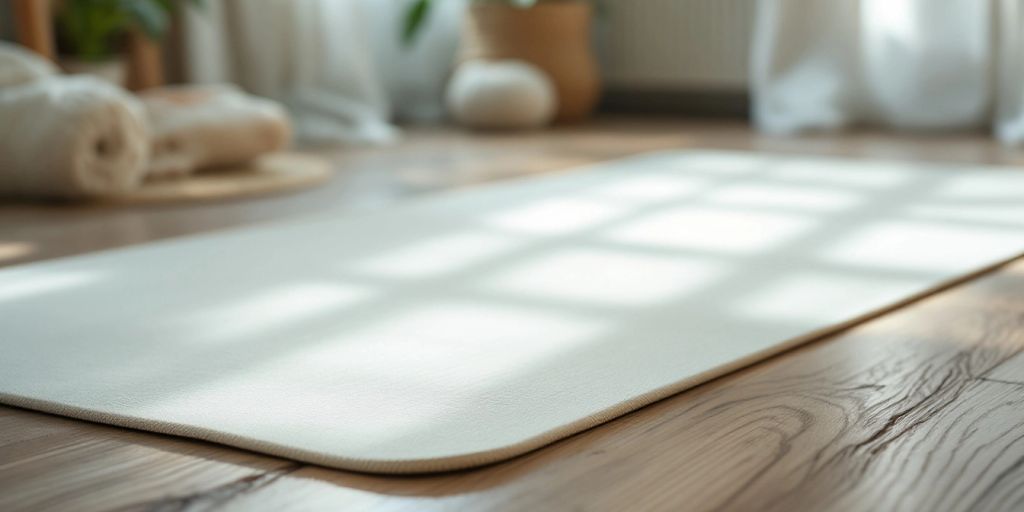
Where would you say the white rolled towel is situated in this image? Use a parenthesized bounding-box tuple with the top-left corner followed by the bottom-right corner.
(0, 42, 58, 88)
(141, 84, 292, 178)
(0, 76, 149, 198)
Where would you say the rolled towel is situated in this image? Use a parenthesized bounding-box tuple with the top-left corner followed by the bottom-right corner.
(140, 84, 292, 178)
(0, 76, 149, 198)
(0, 42, 58, 88)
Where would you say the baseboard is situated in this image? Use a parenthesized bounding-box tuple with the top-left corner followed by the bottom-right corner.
(600, 87, 749, 119)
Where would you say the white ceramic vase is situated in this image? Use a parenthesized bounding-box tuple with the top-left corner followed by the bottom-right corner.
(446, 59, 556, 130)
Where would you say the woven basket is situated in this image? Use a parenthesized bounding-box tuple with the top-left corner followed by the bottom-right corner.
(460, 1, 600, 123)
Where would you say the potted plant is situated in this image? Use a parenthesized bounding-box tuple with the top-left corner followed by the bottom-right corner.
(55, 0, 200, 86)
(405, 0, 601, 123)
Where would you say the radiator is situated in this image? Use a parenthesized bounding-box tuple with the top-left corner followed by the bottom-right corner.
(600, 0, 755, 92)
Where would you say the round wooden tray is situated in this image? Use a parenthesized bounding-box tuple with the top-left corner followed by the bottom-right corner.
(106, 153, 332, 205)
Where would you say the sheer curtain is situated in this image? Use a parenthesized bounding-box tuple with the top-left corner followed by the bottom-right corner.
(752, 0, 1024, 144)
(183, 0, 465, 145)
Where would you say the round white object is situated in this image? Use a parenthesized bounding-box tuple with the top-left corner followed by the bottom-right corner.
(0, 42, 59, 88)
(446, 60, 556, 130)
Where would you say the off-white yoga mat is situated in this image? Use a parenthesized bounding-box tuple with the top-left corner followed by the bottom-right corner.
(3, 151, 1024, 473)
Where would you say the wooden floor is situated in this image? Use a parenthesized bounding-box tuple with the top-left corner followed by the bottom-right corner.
(2, 118, 1024, 511)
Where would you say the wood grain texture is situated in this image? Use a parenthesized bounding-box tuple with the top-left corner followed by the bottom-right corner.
(2, 119, 1024, 511)
(11, 0, 56, 61)
(0, 408, 293, 512)
(125, 31, 164, 91)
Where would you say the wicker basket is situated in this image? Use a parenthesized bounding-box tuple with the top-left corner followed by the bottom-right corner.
(460, 1, 600, 123)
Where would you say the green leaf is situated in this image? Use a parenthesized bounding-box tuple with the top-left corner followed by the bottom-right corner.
(121, 0, 170, 40)
(402, 0, 432, 47)
(179, 0, 208, 12)
(56, 0, 205, 57)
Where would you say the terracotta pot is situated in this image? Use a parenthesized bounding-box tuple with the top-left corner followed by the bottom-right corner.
(460, 1, 600, 123)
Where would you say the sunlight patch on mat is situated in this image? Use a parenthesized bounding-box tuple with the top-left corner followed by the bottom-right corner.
(935, 173, 1024, 199)
(584, 175, 708, 203)
(302, 301, 605, 383)
(668, 152, 766, 175)
(709, 183, 865, 212)
(182, 282, 374, 343)
(485, 197, 628, 235)
(607, 207, 814, 254)
(483, 247, 725, 307)
(821, 220, 1024, 273)
(734, 271, 931, 323)
(0, 270, 99, 303)
(908, 205, 1024, 227)
(353, 231, 525, 279)
(768, 160, 917, 188)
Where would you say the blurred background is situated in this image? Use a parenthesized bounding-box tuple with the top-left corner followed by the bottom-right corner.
(2, 0, 760, 140)
(1, 0, 1022, 263)
(6, 0, 1017, 144)
(2, 0, 1015, 157)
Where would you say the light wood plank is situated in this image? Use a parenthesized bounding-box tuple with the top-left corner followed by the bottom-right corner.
(983, 349, 1024, 386)
(0, 408, 293, 512)
(126, 31, 164, 91)
(11, 0, 56, 61)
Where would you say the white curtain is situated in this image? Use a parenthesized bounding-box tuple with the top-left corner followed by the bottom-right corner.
(183, 0, 465, 145)
(752, 0, 1024, 144)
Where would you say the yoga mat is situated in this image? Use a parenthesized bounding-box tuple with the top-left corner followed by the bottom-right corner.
(3, 150, 1024, 473)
